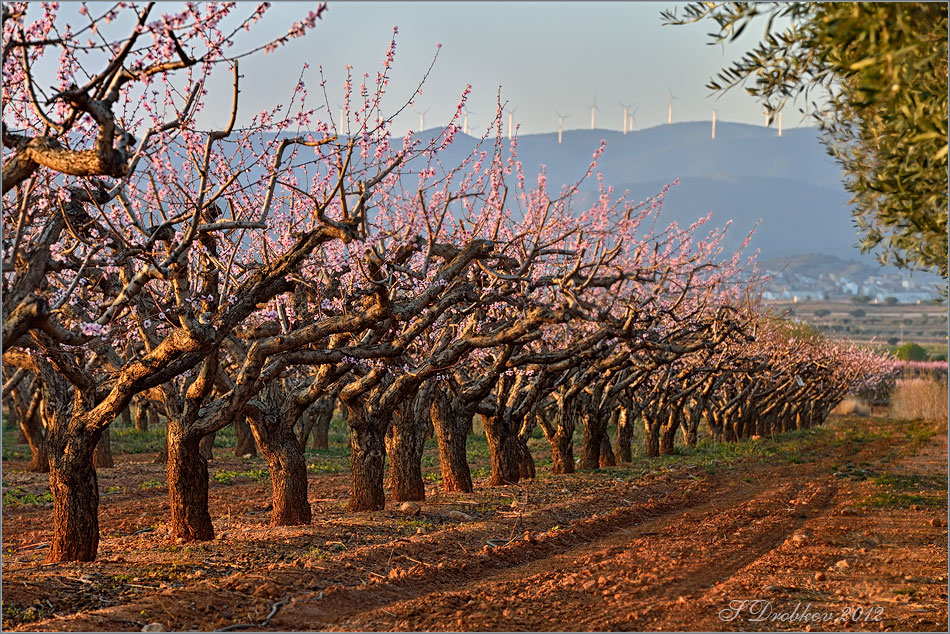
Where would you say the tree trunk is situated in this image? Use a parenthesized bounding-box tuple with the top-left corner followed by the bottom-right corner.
(659, 413, 678, 455)
(484, 416, 520, 486)
(147, 402, 161, 429)
(199, 431, 215, 461)
(338, 392, 395, 512)
(297, 397, 335, 451)
(119, 407, 133, 428)
(165, 426, 214, 541)
(234, 417, 257, 457)
(550, 428, 575, 474)
(8, 404, 26, 443)
(617, 408, 634, 463)
(385, 396, 428, 502)
(517, 437, 536, 480)
(706, 409, 724, 442)
(45, 427, 100, 562)
(296, 410, 315, 450)
(15, 391, 49, 473)
(430, 396, 473, 493)
(347, 415, 387, 511)
(307, 394, 336, 451)
(599, 434, 616, 467)
(93, 426, 114, 468)
(726, 414, 738, 441)
(542, 396, 577, 475)
(258, 425, 312, 526)
(312, 411, 331, 450)
(683, 422, 698, 448)
(578, 409, 604, 470)
(133, 400, 150, 431)
(643, 414, 660, 458)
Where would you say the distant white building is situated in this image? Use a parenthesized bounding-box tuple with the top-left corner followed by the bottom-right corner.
(789, 290, 823, 302)
(873, 291, 935, 304)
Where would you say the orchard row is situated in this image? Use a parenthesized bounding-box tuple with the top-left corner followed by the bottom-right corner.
(1, 3, 895, 563)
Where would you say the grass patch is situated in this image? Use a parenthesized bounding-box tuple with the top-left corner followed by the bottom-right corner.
(112, 426, 166, 454)
(466, 434, 491, 463)
(304, 444, 350, 458)
(872, 473, 945, 491)
(307, 459, 344, 475)
(859, 468, 947, 509)
(3, 486, 53, 507)
(905, 419, 940, 448)
(859, 491, 943, 509)
(138, 478, 164, 490)
(212, 424, 237, 449)
(212, 468, 269, 485)
(2, 427, 27, 461)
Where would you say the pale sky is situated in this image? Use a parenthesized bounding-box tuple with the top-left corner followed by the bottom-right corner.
(22, 2, 807, 135)
(191, 1, 807, 135)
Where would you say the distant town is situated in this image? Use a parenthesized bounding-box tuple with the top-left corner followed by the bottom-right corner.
(758, 253, 945, 304)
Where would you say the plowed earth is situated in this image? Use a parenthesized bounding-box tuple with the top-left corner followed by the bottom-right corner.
(2, 415, 947, 632)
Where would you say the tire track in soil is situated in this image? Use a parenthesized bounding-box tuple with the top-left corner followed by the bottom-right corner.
(14, 418, 935, 632)
(307, 478, 835, 632)
(12, 476, 706, 632)
(273, 429, 904, 632)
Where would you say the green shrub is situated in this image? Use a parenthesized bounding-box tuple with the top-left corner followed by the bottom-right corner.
(895, 342, 928, 361)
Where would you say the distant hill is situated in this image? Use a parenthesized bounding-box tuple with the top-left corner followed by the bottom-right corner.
(403, 121, 870, 267)
(255, 121, 933, 281)
(757, 253, 877, 280)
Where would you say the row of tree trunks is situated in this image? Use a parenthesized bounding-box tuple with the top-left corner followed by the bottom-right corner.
(44, 421, 101, 562)
(297, 392, 336, 451)
(93, 427, 114, 468)
(385, 386, 430, 502)
(483, 414, 521, 486)
(538, 393, 577, 475)
(429, 392, 474, 493)
(133, 399, 160, 432)
(234, 417, 258, 457)
(516, 420, 537, 481)
(255, 423, 311, 526)
(616, 406, 635, 463)
(659, 411, 680, 455)
(8, 383, 49, 472)
(165, 420, 215, 541)
(343, 399, 388, 512)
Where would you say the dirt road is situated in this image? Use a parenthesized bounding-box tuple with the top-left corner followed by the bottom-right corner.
(4, 415, 946, 631)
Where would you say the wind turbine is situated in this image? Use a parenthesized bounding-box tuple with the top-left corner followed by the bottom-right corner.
(711, 108, 717, 140)
(555, 110, 569, 144)
(589, 97, 599, 130)
(619, 102, 634, 134)
(414, 107, 430, 132)
(462, 107, 476, 135)
(505, 105, 518, 140)
(778, 110, 783, 137)
(335, 103, 345, 130)
(415, 107, 431, 132)
(628, 106, 638, 132)
(667, 88, 678, 125)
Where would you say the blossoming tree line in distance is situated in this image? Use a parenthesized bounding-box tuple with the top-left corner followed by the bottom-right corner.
(1, 3, 897, 563)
